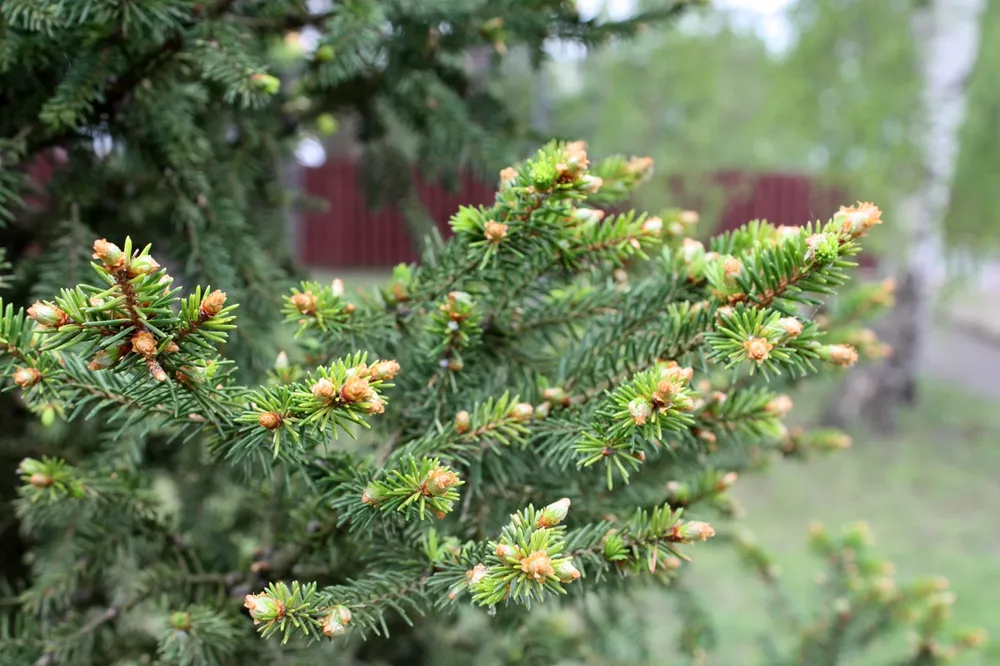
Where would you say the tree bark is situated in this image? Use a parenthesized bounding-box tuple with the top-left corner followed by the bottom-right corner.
(824, 0, 986, 433)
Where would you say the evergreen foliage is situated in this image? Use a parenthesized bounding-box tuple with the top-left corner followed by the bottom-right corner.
(0, 142, 984, 664)
(0, 1, 987, 664)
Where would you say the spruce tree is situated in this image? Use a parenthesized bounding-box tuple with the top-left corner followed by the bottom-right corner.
(1, 143, 984, 664)
(0, 3, 985, 665)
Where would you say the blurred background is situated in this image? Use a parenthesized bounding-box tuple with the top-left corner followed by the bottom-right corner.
(281, 0, 1000, 661)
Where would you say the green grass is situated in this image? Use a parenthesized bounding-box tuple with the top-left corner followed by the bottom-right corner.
(650, 379, 1000, 665)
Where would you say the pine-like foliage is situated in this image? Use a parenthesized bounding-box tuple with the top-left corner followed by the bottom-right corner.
(0, 0, 692, 373)
(0, 142, 984, 665)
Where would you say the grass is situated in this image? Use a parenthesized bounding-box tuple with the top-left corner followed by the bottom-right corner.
(651, 379, 1000, 665)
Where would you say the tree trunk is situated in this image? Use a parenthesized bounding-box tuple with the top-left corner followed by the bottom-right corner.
(824, 0, 986, 433)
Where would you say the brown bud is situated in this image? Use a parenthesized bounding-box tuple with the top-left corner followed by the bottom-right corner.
(828, 344, 859, 367)
(131, 331, 157, 357)
(723, 256, 742, 278)
(27, 302, 70, 328)
(340, 375, 371, 403)
(500, 167, 517, 186)
(424, 466, 460, 497)
(311, 378, 336, 400)
(484, 220, 508, 243)
(743, 337, 773, 362)
(163, 341, 180, 354)
(640, 216, 663, 236)
(519, 551, 554, 581)
(680, 210, 700, 225)
(29, 472, 53, 488)
(258, 412, 282, 430)
(92, 239, 125, 270)
(369, 359, 400, 381)
(466, 563, 489, 586)
(511, 402, 534, 423)
(765, 394, 794, 419)
(13, 367, 41, 389)
(626, 155, 654, 176)
(629, 398, 652, 425)
(774, 317, 803, 339)
(366, 392, 385, 415)
(150, 362, 168, 382)
(200, 289, 227, 317)
(291, 291, 317, 315)
(455, 410, 471, 434)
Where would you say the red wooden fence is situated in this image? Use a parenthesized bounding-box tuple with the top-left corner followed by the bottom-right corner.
(299, 162, 496, 268)
(299, 161, 849, 269)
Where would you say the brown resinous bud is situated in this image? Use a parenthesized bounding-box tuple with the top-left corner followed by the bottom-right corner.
(629, 398, 652, 426)
(571, 207, 605, 227)
(93, 239, 125, 270)
(680, 238, 705, 262)
(495, 542, 517, 560)
(499, 167, 517, 187)
(511, 402, 534, 423)
(834, 201, 883, 236)
(88, 350, 114, 371)
(258, 411, 282, 430)
(244, 593, 285, 624)
(13, 367, 41, 389)
(340, 375, 372, 403)
(581, 175, 602, 193)
(484, 220, 508, 243)
(455, 410, 471, 434)
(537, 497, 571, 528)
(361, 484, 386, 506)
(27, 301, 70, 328)
(331, 278, 345, 298)
(128, 254, 161, 276)
(673, 520, 716, 543)
(554, 560, 582, 583)
(660, 361, 694, 384)
(200, 289, 227, 318)
(520, 550, 555, 581)
(722, 256, 742, 281)
(542, 386, 570, 407)
(423, 466, 460, 497)
(680, 210, 700, 225)
(321, 605, 352, 637)
(826, 344, 859, 367)
(765, 394, 794, 419)
(652, 379, 676, 411)
(131, 331, 157, 357)
(366, 392, 385, 415)
(29, 472, 53, 488)
(311, 378, 336, 401)
(626, 155, 654, 180)
(717, 471, 739, 491)
(641, 216, 663, 236)
(564, 140, 589, 169)
(369, 359, 400, 381)
(466, 563, 489, 586)
(743, 337, 774, 362)
(291, 291, 318, 315)
(773, 317, 803, 339)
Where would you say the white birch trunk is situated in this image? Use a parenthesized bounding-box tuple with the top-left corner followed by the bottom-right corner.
(826, 0, 985, 432)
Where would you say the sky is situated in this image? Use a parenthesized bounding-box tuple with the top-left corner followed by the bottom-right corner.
(575, 0, 795, 53)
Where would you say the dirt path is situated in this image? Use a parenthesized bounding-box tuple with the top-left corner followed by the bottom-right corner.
(924, 325, 1000, 400)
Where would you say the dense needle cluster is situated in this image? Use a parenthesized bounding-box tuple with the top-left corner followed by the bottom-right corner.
(0, 141, 982, 665)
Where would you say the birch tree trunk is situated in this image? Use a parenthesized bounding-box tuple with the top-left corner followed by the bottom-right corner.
(824, 0, 986, 433)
